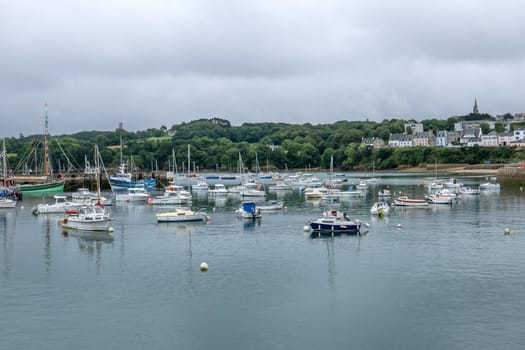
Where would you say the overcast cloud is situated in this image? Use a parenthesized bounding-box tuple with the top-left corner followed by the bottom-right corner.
(1, 0, 524, 137)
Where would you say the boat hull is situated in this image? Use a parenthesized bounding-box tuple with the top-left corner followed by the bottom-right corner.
(16, 180, 65, 194)
(109, 178, 156, 189)
(309, 221, 361, 233)
(0, 199, 17, 208)
(62, 220, 113, 231)
(156, 211, 208, 222)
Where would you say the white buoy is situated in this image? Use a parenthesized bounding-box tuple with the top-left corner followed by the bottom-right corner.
(200, 262, 208, 272)
(504, 228, 510, 235)
(303, 225, 310, 232)
(397, 224, 402, 229)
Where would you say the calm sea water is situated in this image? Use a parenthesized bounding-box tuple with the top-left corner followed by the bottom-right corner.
(2, 173, 525, 350)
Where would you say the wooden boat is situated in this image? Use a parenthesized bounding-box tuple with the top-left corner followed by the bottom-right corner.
(61, 206, 113, 231)
(393, 196, 428, 207)
(370, 201, 390, 215)
(15, 105, 65, 194)
(156, 208, 209, 222)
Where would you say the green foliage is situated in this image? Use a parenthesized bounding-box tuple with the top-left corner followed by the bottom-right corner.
(3, 116, 520, 173)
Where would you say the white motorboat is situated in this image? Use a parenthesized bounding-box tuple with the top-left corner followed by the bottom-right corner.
(237, 201, 262, 219)
(304, 187, 323, 199)
(0, 197, 17, 208)
(459, 186, 480, 195)
(61, 206, 113, 231)
(115, 186, 150, 202)
(156, 208, 209, 222)
(208, 183, 229, 196)
(370, 201, 390, 215)
(256, 200, 284, 210)
(148, 190, 192, 205)
(378, 189, 391, 197)
(479, 182, 501, 191)
(32, 195, 82, 214)
(240, 182, 265, 197)
(191, 180, 209, 192)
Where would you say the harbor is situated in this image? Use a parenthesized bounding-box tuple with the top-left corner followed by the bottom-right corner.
(2, 172, 525, 349)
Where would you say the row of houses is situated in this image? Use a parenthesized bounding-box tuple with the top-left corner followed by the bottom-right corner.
(363, 128, 525, 148)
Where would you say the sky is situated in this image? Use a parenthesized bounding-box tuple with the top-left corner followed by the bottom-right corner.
(1, 0, 525, 138)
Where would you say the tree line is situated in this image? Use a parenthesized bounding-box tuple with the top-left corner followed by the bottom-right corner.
(3, 114, 524, 174)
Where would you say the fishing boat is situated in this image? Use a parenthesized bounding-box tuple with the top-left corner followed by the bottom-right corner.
(61, 206, 113, 231)
(256, 200, 284, 211)
(370, 201, 390, 215)
(308, 209, 366, 233)
(15, 105, 65, 194)
(109, 125, 156, 189)
(393, 196, 428, 207)
(156, 208, 209, 223)
(236, 201, 262, 219)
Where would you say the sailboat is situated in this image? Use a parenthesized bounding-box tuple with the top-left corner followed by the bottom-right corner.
(364, 160, 380, 184)
(15, 104, 65, 194)
(0, 139, 17, 208)
(109, 125, 156, 189)
(61, 145, 113, 232)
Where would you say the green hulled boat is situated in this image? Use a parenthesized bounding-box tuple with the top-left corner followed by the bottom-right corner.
(15, 104, 65, 195)
(16, 180, 65, 194)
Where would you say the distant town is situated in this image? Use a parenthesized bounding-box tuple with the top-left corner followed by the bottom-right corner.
(364, 99, 525, 149)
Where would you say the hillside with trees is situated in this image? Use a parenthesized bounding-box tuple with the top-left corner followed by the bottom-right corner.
(3, 115, 524, 175)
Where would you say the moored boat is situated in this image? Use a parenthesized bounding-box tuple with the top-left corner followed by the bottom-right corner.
(156, 208, 209, 222)
(115, 186, 150, 202)
(479, 182, 501, 191)
(256, 200, 284, 210)
(426, 193, 453, 204)
(393, 196, 428, 207)
(61, 206, 113, 232)
(308, 209, 366, 234)
(32, 195, 82, 214)
(237, 201, 262, 219)
(370, 201, 390, 215)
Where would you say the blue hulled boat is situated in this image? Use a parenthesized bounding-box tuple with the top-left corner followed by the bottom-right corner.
(308, 210, 364, 234)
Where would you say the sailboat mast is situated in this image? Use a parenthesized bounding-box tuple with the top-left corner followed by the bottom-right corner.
(44, 103, 50, 178)
(2, 139, 7, 187)
(119, 123, 123, 165)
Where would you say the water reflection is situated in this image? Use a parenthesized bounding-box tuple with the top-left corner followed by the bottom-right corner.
(61, 230, 114, 271)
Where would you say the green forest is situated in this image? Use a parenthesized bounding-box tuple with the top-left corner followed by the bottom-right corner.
(3, 114, 525, 174)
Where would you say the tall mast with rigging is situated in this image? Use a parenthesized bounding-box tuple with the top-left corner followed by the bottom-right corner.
(44, 103, 50, 178)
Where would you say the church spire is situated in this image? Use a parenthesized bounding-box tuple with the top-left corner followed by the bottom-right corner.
(473, 97, 479, 114)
